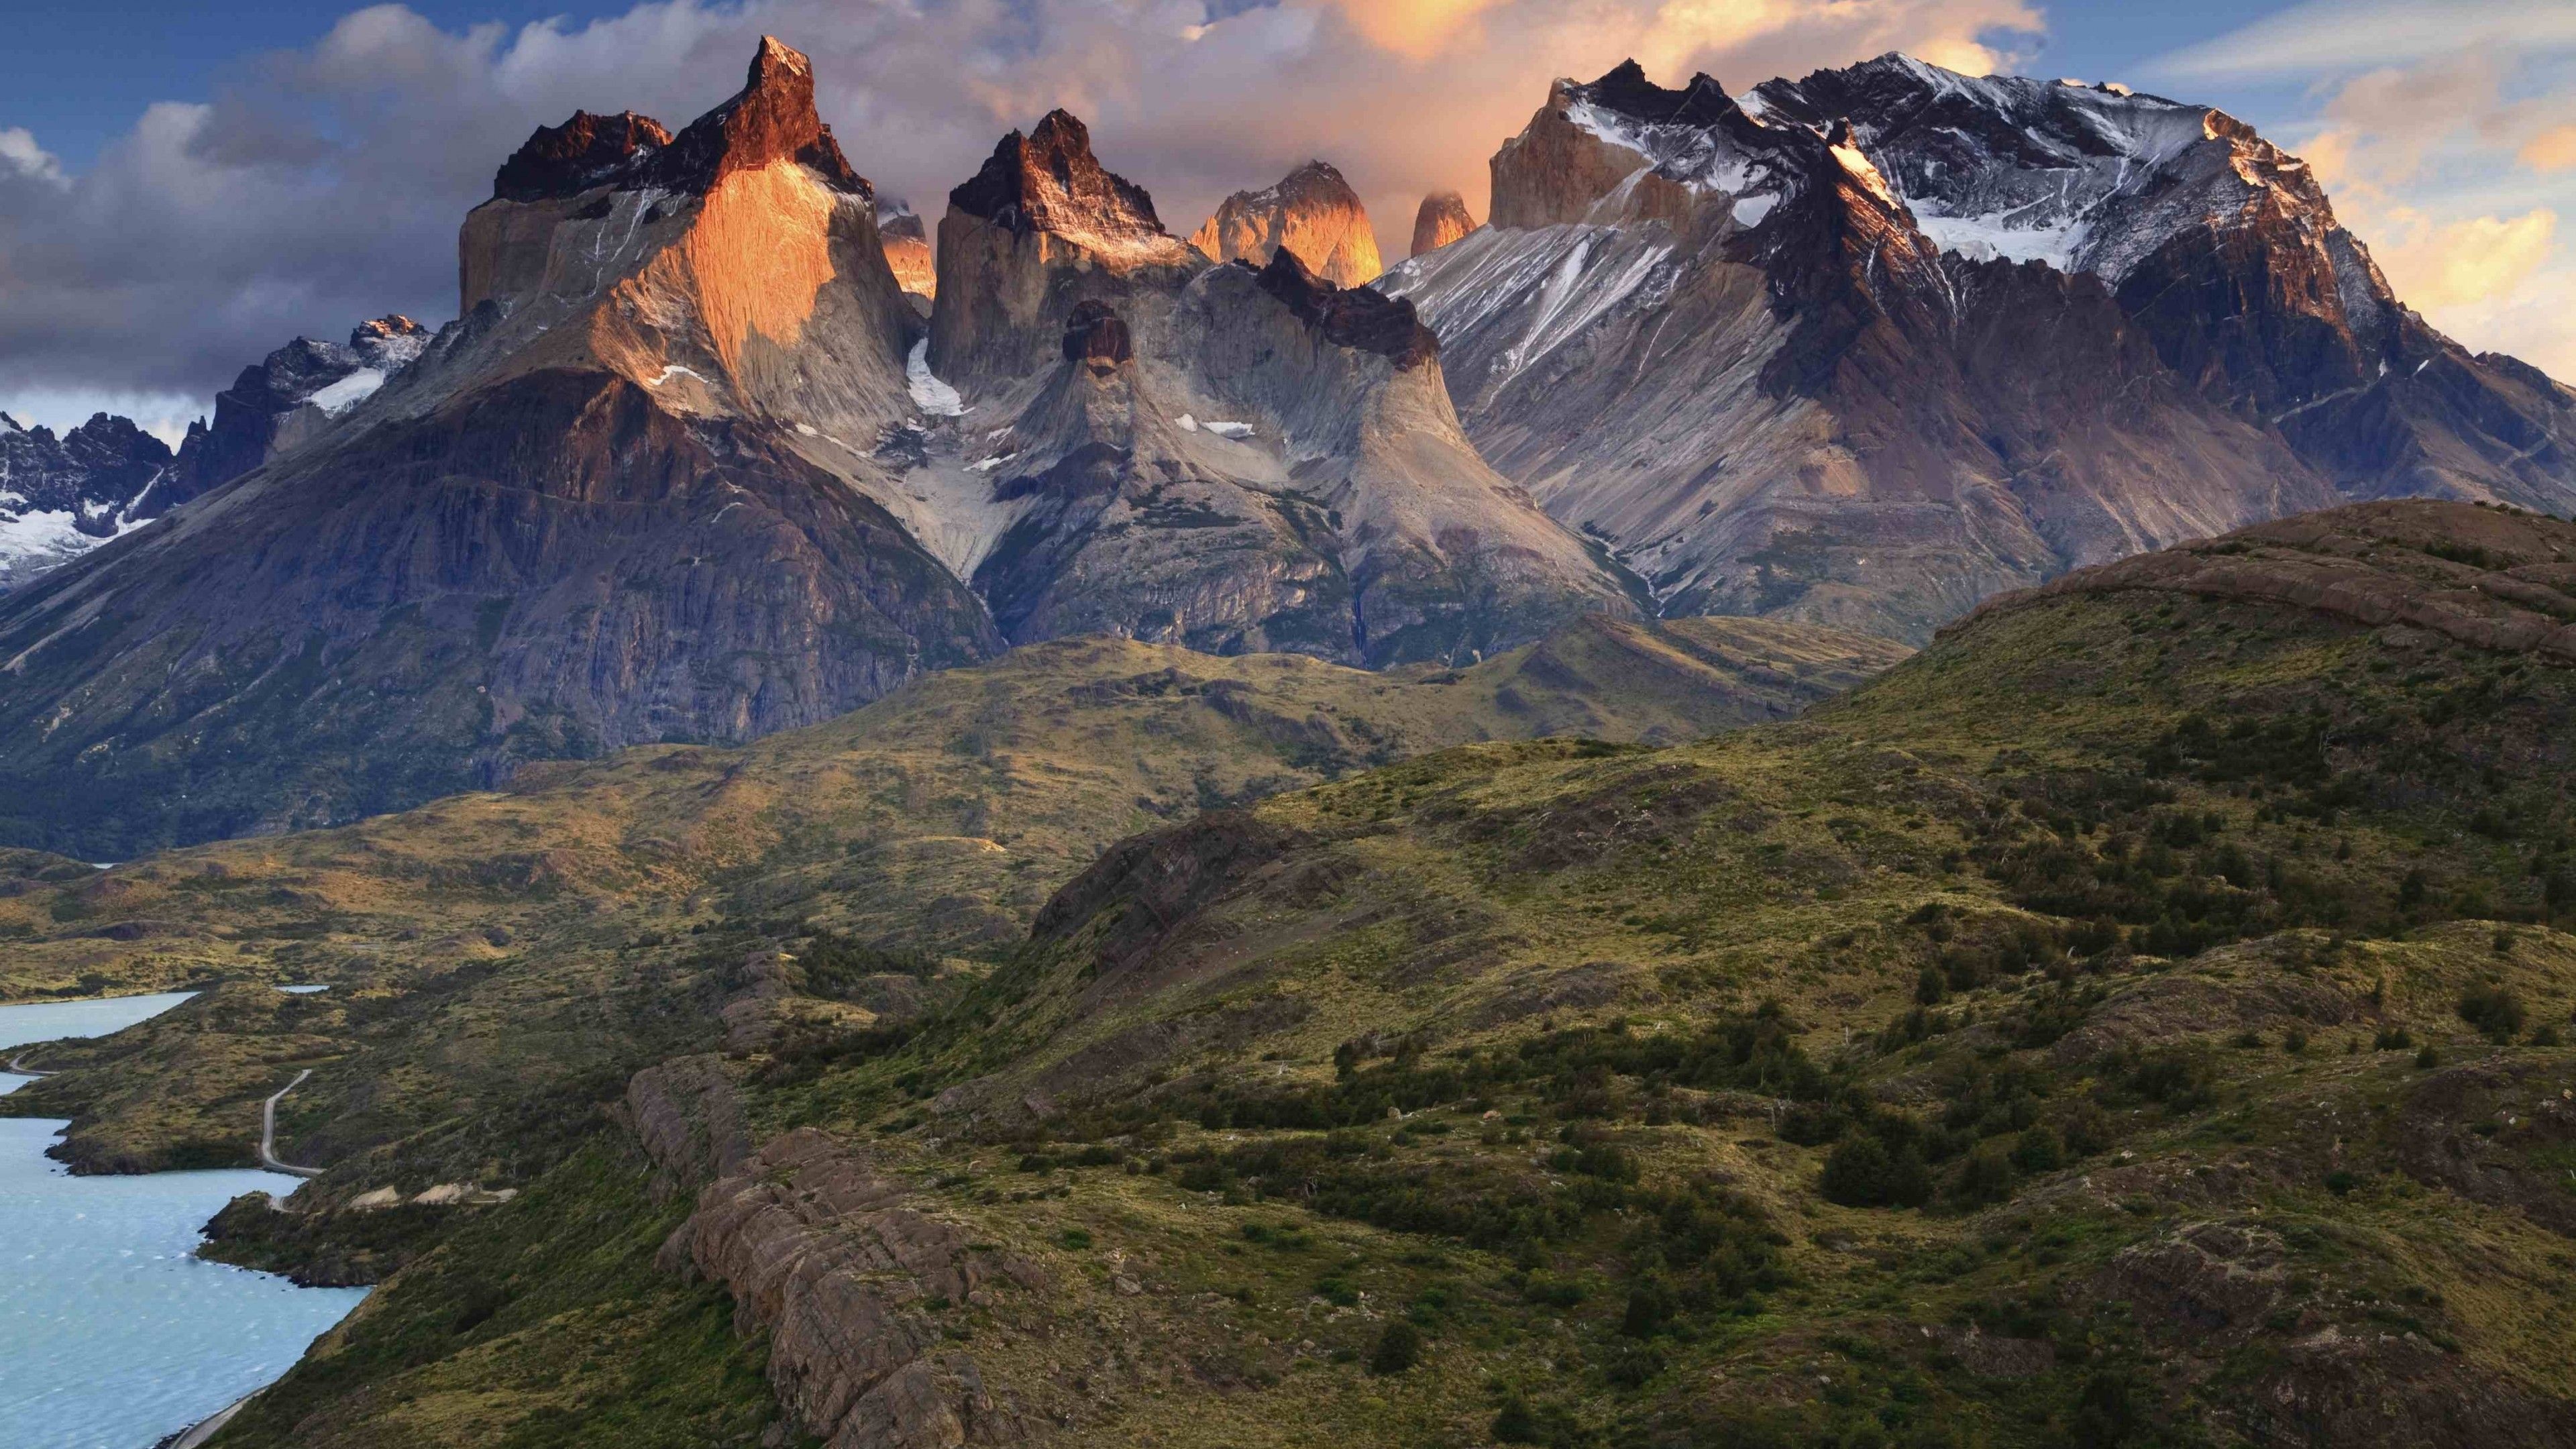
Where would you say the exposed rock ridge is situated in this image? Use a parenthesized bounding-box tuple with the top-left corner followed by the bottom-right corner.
(1960, 500, 2576, 661)
(661, 1128, 1041, 1448)
(647, 36, 868, 197)
(1247, 249, 1436, 370)
(1187, 159, 1383, 286)
(492, 110, 674, 203)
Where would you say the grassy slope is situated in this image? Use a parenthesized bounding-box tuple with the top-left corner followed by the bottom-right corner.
(62, 502, 2576, 1448)
(0, 616, 1896, 1181)
(655, 502, 2576, 1448)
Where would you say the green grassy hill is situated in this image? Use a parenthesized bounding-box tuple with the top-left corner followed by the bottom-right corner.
(27, 502, 2576, 1449)
(0, 614, 1898, 1181)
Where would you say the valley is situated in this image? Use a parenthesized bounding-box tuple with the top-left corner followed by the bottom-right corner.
(0, 28, 2572, 1449)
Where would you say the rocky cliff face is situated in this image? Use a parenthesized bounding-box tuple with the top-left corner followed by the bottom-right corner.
(0, 37, 996, 855)
(1187, 160, 1383, 286)
(1382, 57, 2573, 642)
(910, 111, 1633, 666)
(1409, 190, 1477, 257)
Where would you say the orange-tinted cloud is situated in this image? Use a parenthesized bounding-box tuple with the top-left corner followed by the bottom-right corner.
(2374, 209, 2559, 309)
(1326, 0, 1509, 57)
(2523, 124, 2576, 172)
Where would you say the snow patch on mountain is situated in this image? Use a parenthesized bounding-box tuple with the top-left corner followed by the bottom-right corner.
(907, 339, 967, 417)
(306, 369, 387, 416)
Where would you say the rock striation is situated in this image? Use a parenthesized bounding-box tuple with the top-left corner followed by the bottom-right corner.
(1381, 56, 2575, 643)
(660, 1127, 1041, 1448)
(1409, 189, 1477, 256)
(1187, 159, 1383, 286)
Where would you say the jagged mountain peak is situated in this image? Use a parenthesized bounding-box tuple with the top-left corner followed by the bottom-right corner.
(485, 37, 866, 206)
(949, 109, 1189, 262)
(1188, 157, 1382, 286)
(1574, 59, 1741, 129)
(650, 34, 867, 197)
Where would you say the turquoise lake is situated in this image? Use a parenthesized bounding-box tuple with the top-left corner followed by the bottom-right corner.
(0, 992, 366, 1448)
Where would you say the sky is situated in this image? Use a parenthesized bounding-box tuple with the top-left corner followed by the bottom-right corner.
(0, 0, 2569, 443)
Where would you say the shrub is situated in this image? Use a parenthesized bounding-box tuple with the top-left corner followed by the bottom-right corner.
(1820, 1134, 1932, 1209)
(1949, 1143, 2019, 1207)
(2458, 985, 2526, 1042)
(1368, 1321, 1423, 1375)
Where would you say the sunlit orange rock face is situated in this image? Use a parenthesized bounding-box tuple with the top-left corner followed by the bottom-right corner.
(1409, 190, 1477, 257)
(878, 203, 936, 298)
(1188, 160, 1381, 286)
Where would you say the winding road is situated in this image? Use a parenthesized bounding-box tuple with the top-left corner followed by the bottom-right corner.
(5, 1051, 54, 1077)
(259, 1069, 325, 1178)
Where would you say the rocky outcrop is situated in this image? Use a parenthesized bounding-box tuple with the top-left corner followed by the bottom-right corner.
(491, 110, 672, 202)
(1409, 189, 1476, 256)
(622, 1055, 753, 1191)
(1187, 160, 1382, 286)
(661, 1128, 1040, 1448)
(928, 109, 1205, 388)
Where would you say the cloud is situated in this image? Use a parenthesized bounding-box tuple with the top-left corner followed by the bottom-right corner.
(0, 129, 66, 186)
(2372, 208, 2559, 309)
(2524, 124, 2576, 172)
(2156, 0, 2576, 79)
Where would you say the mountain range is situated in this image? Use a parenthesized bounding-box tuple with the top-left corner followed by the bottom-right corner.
(5, 34, 2576, 1449)
(0, 43, 2567, 861)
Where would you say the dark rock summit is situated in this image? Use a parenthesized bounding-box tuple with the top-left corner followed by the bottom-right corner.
(484, 36, 867, 205)
(645, 35, 867, 197)
(491, 110, 673, 203)
(949, 110, 1169, 244)
(1249, 248, 1436, 370)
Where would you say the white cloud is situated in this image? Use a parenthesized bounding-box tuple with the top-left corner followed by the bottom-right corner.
(0, 128, 66, 186)
(2157, 0, 2576, 79)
